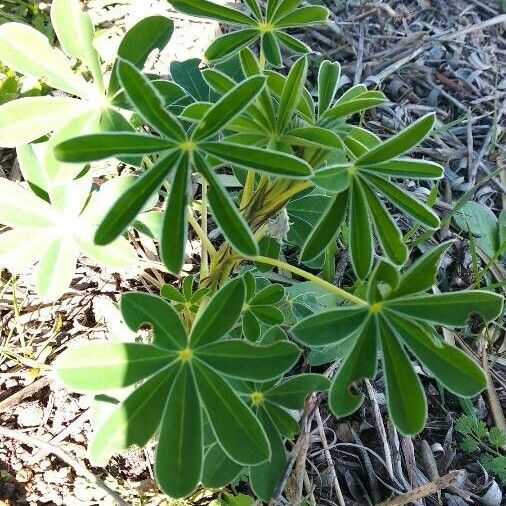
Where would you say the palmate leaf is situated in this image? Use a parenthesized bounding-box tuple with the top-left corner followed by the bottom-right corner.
(302, 115, 442, 276)
(56, 280, 307, 498)
(292, 245, 503, 435)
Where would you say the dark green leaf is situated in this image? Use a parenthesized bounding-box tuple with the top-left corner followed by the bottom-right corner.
(109, 16, 174, 97)
(54, 133, 176, 163)
(201, 141, 312, 178)
(292, 306, 368, 347)
(120, 292, 187, 350)
(265, 374, 331, 409)
(197, 339, 300, 380)
(169, 0, 256, 25)
(243, 310, 261, 342)
(250, 408, 286, 501)
(387, 314, 487, 397)
(95, 151, 180, 245)
(261, 32, 282, 67)
(117, 59, 186, 140)
(55, 342, 176, 392)
(395, 241, 453, 298)
(202, 444, 243, 489)
(361, 179, 407, 265)
(264, 401, 299, 438)
(251, 305, 284, 325)
(156, 365, 202, 498)
(160, 284, 185, 303)
(283, 126, 341, 150)
(277, 56, 308, 131)
(202, 68, 236, 94)
(190, 277, 245, 347)
(311, 164, 350, 193)
(318, 60, 341, 115)
(170, 58, 210, 101)
(300, 190, 348, 262)
(270, 0, 300, 21)
(329, 317, 377, 418)
(161, 156, 190, 274)
(275, 6, 329, 27)
(349, 178, 373, 279)
(322, 95, 385, 120)
(386, 291, 504, 327)
(275, 31, 311, 54)
(362, 158, 444, 179)
(356, 113, 436, 166)
(366, 173, 440, 229)
(379, 317, 426, 435)
(205, 29, 259, 62)
(193, 75, 266, 140)
(244, 0, 262, 20)
(251, 284, 285, 305)
(194, 361, 270, 465)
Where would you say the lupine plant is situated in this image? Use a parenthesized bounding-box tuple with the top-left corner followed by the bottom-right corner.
(0, 0, 503, 501)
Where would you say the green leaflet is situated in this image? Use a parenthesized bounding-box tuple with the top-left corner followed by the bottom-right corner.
(249, 408, 286, 501)
(275, 31, 311, 55)
(251, 284, 285, 305)
(261, 32, 282, 67)
(318, 60, 341, 115)
(168, 0, 256, 25)
(292, 306, 368, 347)
(202, 444, 243, 489)
(349, 178, 373, 279)
(386, 291, 504, 327)
(160, 156, 190, 274)
(387, 314, 487, 397)
(55, 342, 177, 392)
(356, 113, 436, 166)
(120, 292, 188, 350)
(94, 151, 181, 245)
(362, 158, 444, 179)
(275, 6, 329, 27)
(264, 374, 331, 409)
(394, 241, 453, 297)
(264, 402, 299, 439)
(300, 190, 348, 262)
(206, 29, 259, 62)
(190, 277, 245, 347)
(196, 339, 300, 381)
(378, 316, 426, 435)
(193, 75, 266, 140)
(54, 133, 176, 162)
(277, 56, 308, 132)
(329, 317, 378, 418)
(284, 126, 341, 150)
(195, 153, 258, 256)
(109, 16, 174, 97)
(361, 178, 407, 265)
(156, 365, 202, 497)
(366, 173, 440, 229)
(194, 361, 270, 466)
(89, 364, 179, 466)
(117, 58, 186, 141)
(244, 0, 262, 20)
(201, 141, 312, 178)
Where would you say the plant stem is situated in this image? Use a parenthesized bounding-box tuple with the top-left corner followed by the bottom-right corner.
(248, 255, 367, 306)
(200, 178, 209, 280)
(188, 211, 217, 262)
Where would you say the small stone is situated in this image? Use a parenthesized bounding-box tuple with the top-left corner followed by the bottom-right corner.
(15, 402, 44, 427)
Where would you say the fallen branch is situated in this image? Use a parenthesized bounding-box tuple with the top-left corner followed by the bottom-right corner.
(0, 425, 130, 506)
(375, 471, 462, 506)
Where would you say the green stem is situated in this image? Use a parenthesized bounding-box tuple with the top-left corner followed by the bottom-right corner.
(247, 255, 368, 307)
(200, 178, 209, 280)
(188, 211, 217, 262)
